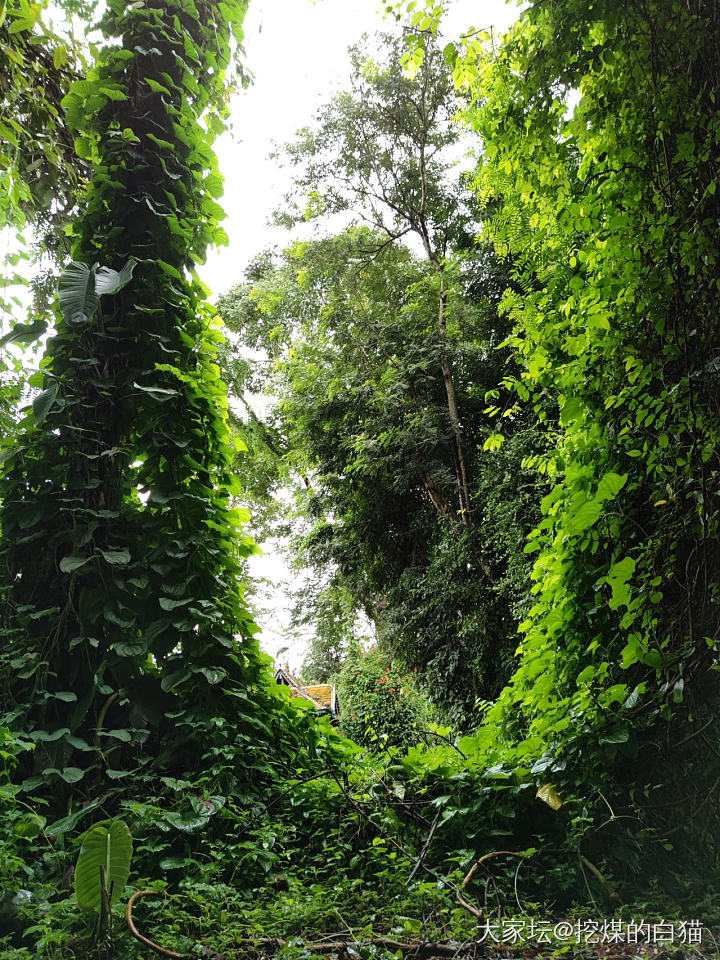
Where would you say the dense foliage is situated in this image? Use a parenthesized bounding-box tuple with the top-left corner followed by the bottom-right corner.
(446, 0, 720, 868)
(2, 0, 720, 955)
(219, 35, 546, 724)
(0, 0, 319, 825)
(337, 644, 433, 748)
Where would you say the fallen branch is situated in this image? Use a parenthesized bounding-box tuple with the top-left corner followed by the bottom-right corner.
(126, 889, 471, 958)
(407, 810, 441, 884)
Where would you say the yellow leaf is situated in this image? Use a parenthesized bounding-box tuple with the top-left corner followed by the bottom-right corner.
(536, 783, 563, 810)
(53, 45, 68, 69)
(654, 500, 667, 506)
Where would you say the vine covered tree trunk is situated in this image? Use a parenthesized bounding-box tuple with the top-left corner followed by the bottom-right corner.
(0, 0, 298, 808)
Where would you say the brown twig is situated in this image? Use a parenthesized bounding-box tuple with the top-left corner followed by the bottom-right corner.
(408, 810, 441, 884)
(456, 850, 528, 919)
(670, 715, 715, 749)
(579, 855, 620, 902)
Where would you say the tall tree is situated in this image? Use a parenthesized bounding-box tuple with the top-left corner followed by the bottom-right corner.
(281, 31, 480, 537)
(0, 0, 304, 810)
(220, 228, 543, 724)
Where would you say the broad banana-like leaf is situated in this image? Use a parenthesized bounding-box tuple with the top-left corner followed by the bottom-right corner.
(95, 259, 136, 296)
(58, 261, 99, 325)
(58, 259, 135, 325)
(74, 819, 133, 913)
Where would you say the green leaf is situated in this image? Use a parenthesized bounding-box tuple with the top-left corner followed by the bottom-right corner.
(105, 729, 132, 742)
(59, 554, 91, 573)
(596, 472, 627, 502)
(33, 383, 59, 426)
(606, 556, 636, 610)
(47, 797, 104, 837)
(145, 77, 172, 95)
(0, 318, 47, 347)
(559, 397, 584, 425)
(94, 259, 136, 296)
(59, 767, 85, 783)
(100, 548, 131, 565)
(75, 820, 133, 913)
(161, 666, 190, 692)
(41, 766, 85, 782)
(159, 597, 192, 611)
(623, 684, 644, 710)
(194, 666, 227, 685)
(205, 172, 224, 198)
(58, 261, 99, 325)
(113, 641, 146, 657)
(58, 260, 135, 326)
(53, 45, 68, 69)
(132, 382, 180, 400)
(564, 498, 602, 535)
(600, 726, 630, 744)
(31, 727, 70, 743)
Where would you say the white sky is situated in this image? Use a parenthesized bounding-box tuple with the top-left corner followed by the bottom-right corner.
(202, 0, 521, 294)
(208, 0, 521, 671)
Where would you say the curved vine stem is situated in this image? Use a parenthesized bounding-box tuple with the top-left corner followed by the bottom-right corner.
(456, 850, 528, 919)
(125, 891, 189, 960)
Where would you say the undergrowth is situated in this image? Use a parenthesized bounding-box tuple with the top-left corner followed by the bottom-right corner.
(2, 718, 719, 958)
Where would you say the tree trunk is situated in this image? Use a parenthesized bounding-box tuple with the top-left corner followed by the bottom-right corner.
(437, 269, 473, 525)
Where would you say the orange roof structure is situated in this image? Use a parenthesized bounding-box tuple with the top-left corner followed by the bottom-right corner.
(274, 667, 340, 717)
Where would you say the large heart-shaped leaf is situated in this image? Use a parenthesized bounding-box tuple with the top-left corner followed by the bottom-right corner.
(75, 819, 133, 913)
(95, 259, 136, 296)
(58, 262, 100, 325)
(58, 259, 136, 325)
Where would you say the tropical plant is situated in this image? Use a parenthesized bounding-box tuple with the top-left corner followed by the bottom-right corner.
(0, 0, 312, 816)
(74, 819, 132, 949)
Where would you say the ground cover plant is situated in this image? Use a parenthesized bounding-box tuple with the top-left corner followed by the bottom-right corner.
(1, 0, 720, 956)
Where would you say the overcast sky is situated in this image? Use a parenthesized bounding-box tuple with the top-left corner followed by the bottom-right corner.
(201, 0, 521, 295)
(197, 0, 521, 671)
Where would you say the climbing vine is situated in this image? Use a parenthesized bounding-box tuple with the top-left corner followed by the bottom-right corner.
(426, 0, 720, 876)
(0, 0, 310, 811)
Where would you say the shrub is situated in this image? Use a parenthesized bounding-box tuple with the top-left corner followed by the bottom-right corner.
(337, 644, 433, 749)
